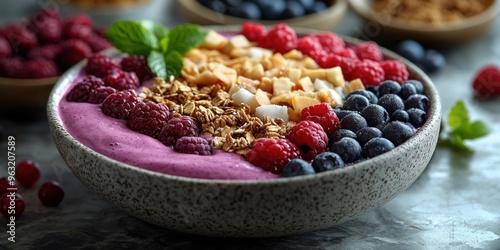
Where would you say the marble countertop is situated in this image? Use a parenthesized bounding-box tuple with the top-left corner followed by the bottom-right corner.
(1, 1, 500, 249)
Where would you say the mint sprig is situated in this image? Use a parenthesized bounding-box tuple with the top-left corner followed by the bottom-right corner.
(105, 21, 207, 79)
(438, 100, 490, 151)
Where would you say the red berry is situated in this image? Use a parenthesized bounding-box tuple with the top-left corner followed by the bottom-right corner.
(245, 138, 301, 174)
(301, 103, 341, 135)
(31, 17, 62, 44)
(315, 32, 345, 53)
(336, 48, 359, 60)
(120, 55, 154, 82)
(287, 120, 328, 161)
(350, 60, 385, 86)
(85, 53, 121, 78)
(30, 8, 62, 24)
(0, 57, 26, 78)
(296, 35, 322, 59)
(240, 21, 267, 42)
(0, 177, 16, 196)
(0, 193, 25, 219)
(101, 89, 141, 119)
(128, 101, 170, 138)
(354, 41, 383, 62)
(88, 86, 116, 104)
(1, 24, 39, 52)
(26, 44, 61, 60)
(0, 36, 12, 58)
(63, 14, 92, 28)
(26, 58, 59, 78)
(159, 116, 199, 146)
(66, 75, 105, 102)
(380, 60, 409, 84)
(258, 23, 297, 54)
(57, 39, 91, 69)
(85, 33, 112, 53)
(38, 181, 64, 207)
(472, 65, 500, 97)
(15, 160, 41, 188)
(174, 136, 212, 155)
(103, 70, 140, 90)
(63, 24, 92, 41)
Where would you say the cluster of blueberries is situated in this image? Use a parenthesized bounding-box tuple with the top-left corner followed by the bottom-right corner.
(394, 40, 446, 73)
(281, 80, 429, 177)
(197, 0, 329, 20)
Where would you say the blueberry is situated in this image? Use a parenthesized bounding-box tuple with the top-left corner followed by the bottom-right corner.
(329, 128, 357, 144)
(378, 80, 401, 96)
(256, 0, 286, 20)
(221, 0, 243, 7)
(343, 94, 370, 112)
(356, 127, 382, 146)
(404, 94, 429, 111)
(330, 137, 363, 163)
(334, 107, 354, 121)
(280, 159, 315, 177)
(341, 112, 368, 133)
(282, 1, 305, 19)
(391, 109, 409, 123)
(394, 40, 425, 64)
(399, 82, 417, 100)
(360, 104, 389, 127)
(307, 0, 328, 14)
(421, 49, 446, 73)
(202, 0, 227, 13)
(407, 108, 426, 127)
(363, 137, 395, 158)
(312, 152, 345, 172)
(404, 80, 424, 94)
(293, 0, 315, 12)
(346, 89, 378, 104)
(365, 85, 379, 97)
(230, 2, 262, 19)
(382, 121, 415, 146)
(378, 94, 404, 115)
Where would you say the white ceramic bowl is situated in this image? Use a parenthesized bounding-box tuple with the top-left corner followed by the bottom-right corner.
(47, 26, 441, 237)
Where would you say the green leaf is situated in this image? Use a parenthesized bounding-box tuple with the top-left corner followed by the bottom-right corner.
(140, 20, 169, 40)
(166, 24, 208, 55)
(147, 51, 167, 79)
(159, 37, 169, 53)
(447, 100, 469, 132)
(460, 120, 490, 140)
(105, 20, 158, 55)
(451, 133, 471, 151)
(164, 51, 184, 78)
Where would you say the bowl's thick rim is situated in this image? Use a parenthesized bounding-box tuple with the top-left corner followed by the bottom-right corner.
(47, 25, 441, 187)
(177, 0, 348, 25)
(349, 0, 500, 32)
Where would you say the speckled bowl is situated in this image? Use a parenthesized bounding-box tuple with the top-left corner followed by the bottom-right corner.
(47, 27, 441, 237)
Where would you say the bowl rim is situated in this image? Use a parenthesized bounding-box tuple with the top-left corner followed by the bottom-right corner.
(176, 0, 348, 25)
(348, 0, 500, 32)
(47, 25, 441, 187)
(0, 75, 59, 87)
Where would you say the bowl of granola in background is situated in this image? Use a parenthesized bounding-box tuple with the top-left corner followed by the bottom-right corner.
(177, 0, 348, 30)
(349, 0, 500, 46)
(47, 25, 441, 237)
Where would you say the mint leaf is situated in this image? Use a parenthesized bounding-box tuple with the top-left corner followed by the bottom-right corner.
(140, 20, 169, 40)
(159, 37, 169, 53)
(164, 51, 183, 78)
(447, 100, 469, 131)
(166, 24, 208, 55)
(105, 20, 158, 55)
(147, 51, 167, 79)
(460, 120, 490, 140)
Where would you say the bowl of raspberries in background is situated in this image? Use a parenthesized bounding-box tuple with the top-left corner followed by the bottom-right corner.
(0, 8, 111, 109)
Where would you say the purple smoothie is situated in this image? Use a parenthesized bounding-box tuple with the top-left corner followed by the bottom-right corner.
(58, 74, 278, 180)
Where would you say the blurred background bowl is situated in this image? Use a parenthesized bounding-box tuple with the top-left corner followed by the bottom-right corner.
(349, 0, 500, 46)
(0, 76, 58, 109)
(177, 0, 348, 30)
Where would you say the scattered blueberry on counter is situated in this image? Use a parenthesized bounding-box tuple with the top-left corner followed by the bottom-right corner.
(394, 40, 446, 73)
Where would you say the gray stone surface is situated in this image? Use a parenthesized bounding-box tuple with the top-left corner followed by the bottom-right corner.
(1, 1, 500, 249)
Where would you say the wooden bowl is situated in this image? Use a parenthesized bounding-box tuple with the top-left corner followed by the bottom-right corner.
(0, 76, 59, 109)
(176, 0, 348, 30)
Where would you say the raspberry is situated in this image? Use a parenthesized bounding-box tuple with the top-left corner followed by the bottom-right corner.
(66, 75, 104, 102)
(240, 21, 267, 42)
(104, 70, 140, 90)
(315, 32, 345, 53)
(301, 103, 341, 135)
(26, 58, 59, 78)
(158, 116, 200, 146)
(101, 89, 141, 119)
(128, 101, 170, 138)
(336, 48, 358, 60)
(63, 23, 93, 41)
(472, 65, 500, 97)
(245, 138, 301, 174)
(257, 23, 297, 54)
(38, 181, 64, 207)
(88, 86, 116, 104)
(354, 41, 383, 62)
(30, 17, 62, 44)
(85, 33, 112, 53)
(26, 44, 61, 60)
(63, 14, 92, 28)
(380, 60, 409, 84)
(174, 136, 212, 155)
(1, 24, 39, 53)
(57, 39, 91, 69)
(1, 193, 25, 219)
(30, 8, 62, 24)
(85, 53, 121, 78)
(0, 36, 12, 58)
(350, 60, 385, 86)
(120, 55, 154, 82)
(0, 57, 25, 78)
(287, 120, 328, 161)
(296, 35, 322, 60)
(0, 177, 16, 196)
(15, 160, 41, 188)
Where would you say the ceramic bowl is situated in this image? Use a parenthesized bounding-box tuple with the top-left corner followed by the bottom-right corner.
(0, 76, 58, 109)
(47, 26, 441, 237)
(176, 0, 348, 31)
(349, 0, 500, 46)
